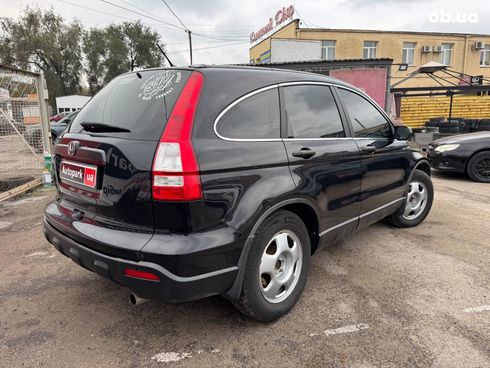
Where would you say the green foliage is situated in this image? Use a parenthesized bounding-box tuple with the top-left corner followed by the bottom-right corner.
(82, 28, 107, 94)
(84, 21, 164, 94)
(0, 7, 83, 107)
(0, 7, 166, 104)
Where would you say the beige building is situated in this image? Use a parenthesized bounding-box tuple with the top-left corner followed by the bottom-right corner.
(249, 20, 490, 88)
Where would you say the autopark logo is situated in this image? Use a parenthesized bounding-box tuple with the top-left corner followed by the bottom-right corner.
(61, 166, 83, 180)
(428, 9, 479, 24)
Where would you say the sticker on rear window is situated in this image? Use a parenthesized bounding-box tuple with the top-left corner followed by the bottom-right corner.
(138, 70, 181, 101)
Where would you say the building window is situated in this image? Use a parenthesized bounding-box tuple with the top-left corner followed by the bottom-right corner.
(363, 41, 377, 59)
(321, 40, 336, 60)
(440, 43, 453, 65)
(402, 42, 415, 65)
(480, 45, 490, 67)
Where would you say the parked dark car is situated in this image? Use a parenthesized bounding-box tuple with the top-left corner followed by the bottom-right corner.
(50, 111, 78, 141)
(25, 111, 78, 151)
(43, 66, 433, 321)
(49, 111, 70, 122)
(428, 131, 490, 182)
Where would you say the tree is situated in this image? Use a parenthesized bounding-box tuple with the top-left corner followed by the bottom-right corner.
(0, 7, 166, 103)
(82, 28, 107, 94)
(84, 21, 164, 93)
(0, 7, 84, 107)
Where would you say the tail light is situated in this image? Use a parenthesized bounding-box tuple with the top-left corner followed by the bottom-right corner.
(152, 71, 204, 201)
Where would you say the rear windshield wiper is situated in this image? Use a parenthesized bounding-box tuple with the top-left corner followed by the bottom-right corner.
(80, 122, 131, 133)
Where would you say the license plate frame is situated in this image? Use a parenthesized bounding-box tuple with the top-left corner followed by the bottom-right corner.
(60, 160, 98, 189)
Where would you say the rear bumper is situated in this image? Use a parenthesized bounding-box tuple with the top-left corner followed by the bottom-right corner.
(43, 217, 238, 302)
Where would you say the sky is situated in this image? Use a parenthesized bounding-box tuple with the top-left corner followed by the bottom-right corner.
(1, 0, 488, 65)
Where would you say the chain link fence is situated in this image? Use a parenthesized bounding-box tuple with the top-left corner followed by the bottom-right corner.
(0, 65, 50, 200)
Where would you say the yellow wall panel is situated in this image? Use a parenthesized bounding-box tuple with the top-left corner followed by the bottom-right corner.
(400, 96, 490, 128)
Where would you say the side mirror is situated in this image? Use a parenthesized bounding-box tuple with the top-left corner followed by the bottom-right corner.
(394, 126, 411, 140)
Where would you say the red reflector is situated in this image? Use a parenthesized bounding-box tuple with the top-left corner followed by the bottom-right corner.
(124, 268, 160, 281)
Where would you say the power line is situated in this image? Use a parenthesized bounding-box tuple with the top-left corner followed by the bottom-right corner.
(161, 0, 188, 31)
(295, 7, 321, 28)
(159, 0, 193, 63)
(52, 0, 182, 33)
(192, 33, 249, 41)
(166, 39, 244, 45)
(159, 0, 248, 63)
(118, 0, 173, 25)
(53, 0, 139, 23)
(54, 0, 249, 44)
(100, 0, 186, 31)
(170, 41, 248, 53)
(294, 8, 310, 28)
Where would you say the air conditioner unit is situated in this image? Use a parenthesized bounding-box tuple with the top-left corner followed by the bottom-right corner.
(433, 45, 443, 53)
(473, 41, 485, 50)
(422, 45, 433, 53)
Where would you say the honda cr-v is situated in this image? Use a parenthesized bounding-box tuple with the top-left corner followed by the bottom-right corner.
(44, 66, 433, 321)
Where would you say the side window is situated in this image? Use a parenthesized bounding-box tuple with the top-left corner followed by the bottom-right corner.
(337, 88, 392, 138)
(216, 88, 280, 139)
(283, 85, 345, 139)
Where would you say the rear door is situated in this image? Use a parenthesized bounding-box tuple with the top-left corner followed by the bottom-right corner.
(281, 83, 362, 245)
(48, 69, 192, 259)
(335, 87, 410, 229)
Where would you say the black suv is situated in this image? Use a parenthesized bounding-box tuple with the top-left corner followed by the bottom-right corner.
(43, 66, 433, 321)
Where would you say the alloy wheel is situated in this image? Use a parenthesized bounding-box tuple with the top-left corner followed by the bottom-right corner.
(474, 158, 490, 181)
(259, 230, 303, 304)
(402, 180, 428, 220)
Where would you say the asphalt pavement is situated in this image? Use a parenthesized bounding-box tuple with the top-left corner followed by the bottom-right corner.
(0, 172, 488, 367)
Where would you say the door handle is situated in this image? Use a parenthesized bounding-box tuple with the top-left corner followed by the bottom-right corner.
(292, 148, 316, 159)
(360, 145, 376, 154)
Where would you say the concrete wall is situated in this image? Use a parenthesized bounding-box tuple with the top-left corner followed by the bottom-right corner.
(271, 39, 321, 63)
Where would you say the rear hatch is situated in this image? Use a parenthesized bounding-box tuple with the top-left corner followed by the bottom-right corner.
(47, 69, 192, 259)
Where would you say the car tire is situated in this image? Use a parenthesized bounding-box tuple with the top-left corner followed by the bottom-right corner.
(477, 119, 490, 129)
(476, 121, 490, 131)
(233, 210, 311, 322)
(467, 151, 490, 183)
(386, 170, 434, 228)
(439, 126, 460, 133)
(426, 121, 441, 128)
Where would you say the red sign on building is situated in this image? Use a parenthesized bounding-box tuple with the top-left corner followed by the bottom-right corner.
(250, 5, 295, 43)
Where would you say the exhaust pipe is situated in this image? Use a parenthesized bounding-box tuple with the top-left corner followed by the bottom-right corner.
(129, 293, 149, 306)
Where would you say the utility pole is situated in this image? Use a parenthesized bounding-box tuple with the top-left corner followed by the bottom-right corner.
(187, 30, 193, 65)
(161, 0, 193, 64)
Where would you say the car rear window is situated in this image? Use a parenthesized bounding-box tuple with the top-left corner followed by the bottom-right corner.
(69, 69, 191, 140)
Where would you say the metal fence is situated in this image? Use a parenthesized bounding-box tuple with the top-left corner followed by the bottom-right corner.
(0, 65, 50, 201)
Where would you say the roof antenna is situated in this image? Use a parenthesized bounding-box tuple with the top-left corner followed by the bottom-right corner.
(157, 43, 174, 67)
